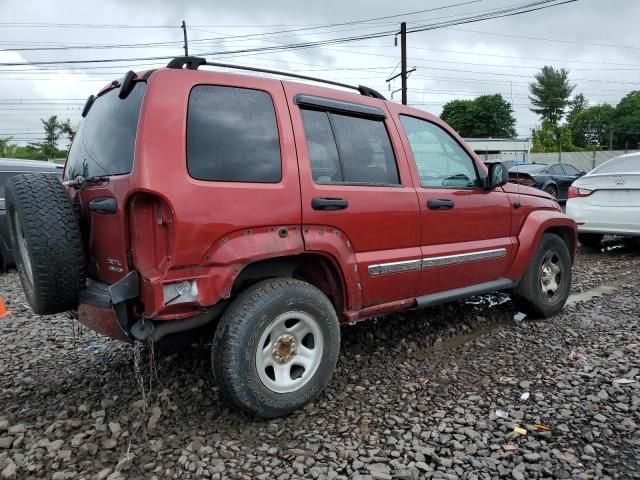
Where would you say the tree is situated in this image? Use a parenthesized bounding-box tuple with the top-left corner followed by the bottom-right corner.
(60, 119, 77, 147)
(531, 120, 581, 153)
(566, 93, 588, 129)
(529, 66, 575, 124)
(572, 104, 614, 148)
(0, 137, 12, 157)
(40, 115, 61, 158)
(440, 94, 516, 138)
(613, 91, 640, 150)
(440, 99, 475, 136)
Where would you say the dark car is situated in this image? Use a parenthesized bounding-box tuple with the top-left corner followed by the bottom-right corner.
(508, 162, 585, 201)
(0, 158, 61, 271)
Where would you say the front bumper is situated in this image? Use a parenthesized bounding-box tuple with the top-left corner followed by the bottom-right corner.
(78, 271, 140, 342)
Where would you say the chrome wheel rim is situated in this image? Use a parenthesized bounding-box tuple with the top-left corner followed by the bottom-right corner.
(546, 187, 557, 198)
(255, 311, 324, 394)
(540, 251, 563, 303)
(14, 213, 34, 285)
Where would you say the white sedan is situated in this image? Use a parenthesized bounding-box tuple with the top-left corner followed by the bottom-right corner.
(566, 152, 640, 247)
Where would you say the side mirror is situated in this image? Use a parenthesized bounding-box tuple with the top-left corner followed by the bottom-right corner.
(486, 162, 508, 189)
(580, 171, 587, 176)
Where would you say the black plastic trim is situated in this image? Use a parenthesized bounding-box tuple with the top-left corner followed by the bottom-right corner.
(81, 95, 95, 118)
(109, 270, 140, 304)
(88, 197, 117, 214)
(166, 56, 207, 70)
(118, 70, 136, 99)
(294, 94, 386, 118)
(415, 279, 515, 309)
(78, 278, 111, 308)
(165, 56, 387, 100)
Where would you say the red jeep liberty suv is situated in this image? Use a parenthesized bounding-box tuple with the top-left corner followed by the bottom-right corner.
(6, 57, 576, 417)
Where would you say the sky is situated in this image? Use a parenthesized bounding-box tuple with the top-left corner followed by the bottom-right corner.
(1, 0, 639, 148)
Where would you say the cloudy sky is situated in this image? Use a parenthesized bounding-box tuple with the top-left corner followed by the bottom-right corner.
(1, 0, 639, 148)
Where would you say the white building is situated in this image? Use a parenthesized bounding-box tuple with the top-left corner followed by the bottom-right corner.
(463, 138, 531, 163)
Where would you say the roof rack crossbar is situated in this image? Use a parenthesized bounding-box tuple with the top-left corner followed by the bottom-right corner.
(166, 56, 386, 100)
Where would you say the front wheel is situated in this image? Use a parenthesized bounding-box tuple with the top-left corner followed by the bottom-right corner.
(512, 233, 572, 318)
(212, 278, 340, 417)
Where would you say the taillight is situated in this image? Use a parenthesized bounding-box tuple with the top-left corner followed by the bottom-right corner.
(568, 186, 593, 198)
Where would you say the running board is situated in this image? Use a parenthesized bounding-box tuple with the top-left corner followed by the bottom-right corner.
(415, 279, 516, 309)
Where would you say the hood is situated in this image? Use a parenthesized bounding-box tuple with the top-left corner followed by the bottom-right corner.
(501, 182, 554, 200)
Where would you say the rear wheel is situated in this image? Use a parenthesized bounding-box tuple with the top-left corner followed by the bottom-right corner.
(578, 233, 604, 249)
(543, 185, 558, 198)
(5, 174, 86, 314)
(212, 278, 340, 417)
(512, 233, 572, 318)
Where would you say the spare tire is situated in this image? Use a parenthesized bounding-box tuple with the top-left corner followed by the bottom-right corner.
(5, 173, 86, 314)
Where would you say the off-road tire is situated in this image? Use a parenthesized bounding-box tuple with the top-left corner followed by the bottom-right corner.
(212, 278, 340, 418)
(5, 173, 85, 314)
(578, 233, 604, 249)
(511, 233, 572, 319)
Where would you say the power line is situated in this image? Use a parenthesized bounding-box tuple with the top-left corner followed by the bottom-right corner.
(450, 27, 640, 50)
(0, 1, 576, 67)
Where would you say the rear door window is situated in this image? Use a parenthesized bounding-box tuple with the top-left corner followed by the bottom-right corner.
(187, 86, 281, 183)
(301, 109, 399, 185)
(65, 82, 146, 180)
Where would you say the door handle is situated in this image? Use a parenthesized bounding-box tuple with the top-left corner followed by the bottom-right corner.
(427, 198, 454, 210)
(311, 197, 349, 211)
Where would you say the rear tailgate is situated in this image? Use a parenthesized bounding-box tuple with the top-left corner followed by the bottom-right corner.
(64, 81, 146, 284)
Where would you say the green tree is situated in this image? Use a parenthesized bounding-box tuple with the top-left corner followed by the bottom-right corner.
(566, 93, 588, 130)
(0, 137, 12, 157)
(613, 91, 640, 150)
(39, 115, 61, 158)
(59, 119, 76, 147)
(440, 99, 475, 136)
(529, 66, 575, 124)
(440, 94, 516, 138)
(531, 120, 581, 153)
(572, 104, 614, 148)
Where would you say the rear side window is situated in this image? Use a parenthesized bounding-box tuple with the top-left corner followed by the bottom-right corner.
(65, 82, 145, 180)
(187, 86, 281, 183)
(301, 109, 399, 185)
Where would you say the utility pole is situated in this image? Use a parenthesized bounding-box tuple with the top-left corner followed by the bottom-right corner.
(181, 20, 189, 56)
(400, 21, 407, 105)
(386, 22, 415, 104)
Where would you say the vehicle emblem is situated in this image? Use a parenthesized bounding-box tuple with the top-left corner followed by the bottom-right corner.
(614, 177, 625, 185)
(107, 258, 123, 273)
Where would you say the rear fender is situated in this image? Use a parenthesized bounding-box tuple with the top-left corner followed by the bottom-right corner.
(141, 225, 305, 318)
(506, 210, 577, 280)
(303, 225, 363, 310)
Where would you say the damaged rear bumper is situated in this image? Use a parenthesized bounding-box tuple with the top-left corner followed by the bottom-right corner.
(78, 271, 140, 342)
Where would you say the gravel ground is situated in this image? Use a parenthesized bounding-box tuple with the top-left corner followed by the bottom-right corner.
(0, 241, 639, 480)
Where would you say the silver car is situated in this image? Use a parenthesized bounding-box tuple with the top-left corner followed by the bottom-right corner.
(566, 152, 640, 247)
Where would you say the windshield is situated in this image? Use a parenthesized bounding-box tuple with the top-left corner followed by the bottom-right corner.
(509, 164, 548, 174)
(590, 155, 639, 175)
(64, 82, 146, 180)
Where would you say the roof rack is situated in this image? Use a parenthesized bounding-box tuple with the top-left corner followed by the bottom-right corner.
(166, 56, 386, 100)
